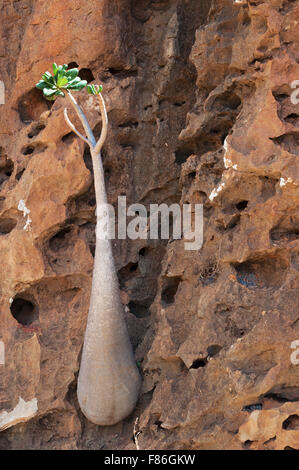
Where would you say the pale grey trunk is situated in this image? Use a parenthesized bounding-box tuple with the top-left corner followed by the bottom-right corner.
(65, 92, 141, 426)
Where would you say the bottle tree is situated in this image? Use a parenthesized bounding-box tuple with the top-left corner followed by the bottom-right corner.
(36, 64, 141, 425)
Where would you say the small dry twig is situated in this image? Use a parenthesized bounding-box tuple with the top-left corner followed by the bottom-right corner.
(133, 417, 141, 450)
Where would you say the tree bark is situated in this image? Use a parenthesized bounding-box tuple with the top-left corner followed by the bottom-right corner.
(65, 92, 141, 425)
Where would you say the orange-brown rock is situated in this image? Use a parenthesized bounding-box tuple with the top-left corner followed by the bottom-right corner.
(0, 0, 298, 450)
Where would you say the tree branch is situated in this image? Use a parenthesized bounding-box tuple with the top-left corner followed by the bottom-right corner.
(65, 91, 96, 147)
(93, 93, 108, 155)
(64, 108, 91, 146)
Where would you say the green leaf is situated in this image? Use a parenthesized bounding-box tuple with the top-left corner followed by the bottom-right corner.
(66, 68, 79, 80)
(66, 76, 81, 85)
(42, 72, 55, 86)
(57, 76, 68, 87)
(66, 80, 87, 90)
(87, 84, 103, 95)
(52, 63, 58, 75)
(36, 80, 48, 90)
(55, 90, 65, 97)
(43, 88, 57, 97)
(87, 84, 95, 95)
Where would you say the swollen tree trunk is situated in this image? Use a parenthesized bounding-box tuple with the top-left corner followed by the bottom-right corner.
(64, 92, 141, 425)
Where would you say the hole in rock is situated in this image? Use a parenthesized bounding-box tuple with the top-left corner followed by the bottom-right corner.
(118, 121, 138, 129)
(270, 216, 299, 245)
(0, 218, 17, 234)
(18, 88, 52, 124)
(264, 436, 276, 446)
(236, 200, 248, 211)
(0, 158, 14, 187)
(22, 146, 34, 155)
(199, 263, 218, 285)
(161, 276, 181, 305)
(261, 392, 290, 404)
(270, 133, 299, 156)
(22, 143, 48, 156)
(190, 358, 207, 369)
(28, 124, 45, 138)
(16, 169, 25, 181)
(139, 247, 149, 257)
(242, 15, 251, 27)
(285, 113, 299, 122)
(234, 256, 288, 289)
(282, 414, 299, 430)
(128, 301, 149, 318)
(10, 297, 38, 326)
(130, 263, 138, 272)
(209, 91, 241, 112)
(104, 166, 111, 179)
(226, 214, 241, 230)
(272, 92, 289, 103)
(108, 67, 123, 75)
(175, 148, 193, 165)
(79, 68, 95, 83)
(244, 440, 253, 449)
(174, 101, 186, 107)
(62, 132, 76, 143)
(242, 403, 263, 412)
(49, 227, 72, 251)
(118, 262, 140, 287)
(68, 62, 79, 69)
(68, 61, 79, 69)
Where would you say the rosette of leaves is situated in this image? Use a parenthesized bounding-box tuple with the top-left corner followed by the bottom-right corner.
(87, 84, 103, 96)
(35, 63, 87, 100)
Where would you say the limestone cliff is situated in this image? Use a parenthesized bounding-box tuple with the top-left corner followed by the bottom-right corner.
(0, 0, 298, 450)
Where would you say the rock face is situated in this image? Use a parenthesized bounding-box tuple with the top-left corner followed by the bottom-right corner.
(0, 0, 298, 450)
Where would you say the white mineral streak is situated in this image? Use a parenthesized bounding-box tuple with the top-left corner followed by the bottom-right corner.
(18, 199, 32, 230)
(224, 156, 233, 168)
(223, 137, 234, 169)
(209, 182, 226, 201)
(18, 199, 30, 217)
(0, 397, 38, 431)
(238, 410, 260, 442)
(279, 177, 293, 187)
(23, 216, 32, 231)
